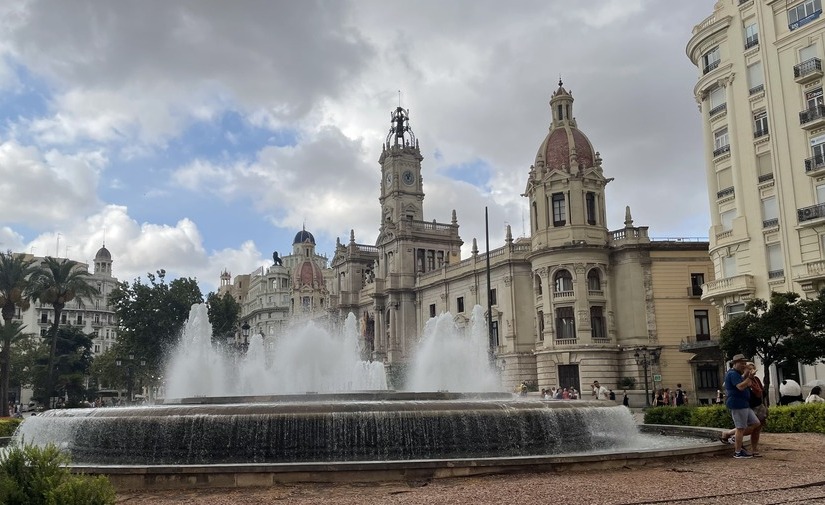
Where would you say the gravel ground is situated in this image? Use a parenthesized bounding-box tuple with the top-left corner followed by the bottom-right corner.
(116, 433, 825, 505)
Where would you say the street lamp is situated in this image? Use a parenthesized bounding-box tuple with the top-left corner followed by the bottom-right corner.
(240, 322, 250, 353)
(634, 347, 660, 407)
(116, 354, 146, 404)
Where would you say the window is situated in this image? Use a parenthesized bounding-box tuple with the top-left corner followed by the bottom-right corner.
(587, 269, 601, 291)
(806, 88, 823, 110)
(94, 345, 100, 354)
(702, 46, 720, 74)
(744, 22, 759, 49)
(426, 250, 435, 271)
(491, 320, 499, 347)
(537, 310, 544, 339)
(801, 44, 819, 63)
(534, 274, 543, 296)
(457, 296, 465, 313)
(76, 315, 82, 325)
(697, 365, 720, 390)
(720, 209, 735, 231)
(767, 243, 784, 278)
(429, 304, 436, 318)
(789, 0, 822, 30)
(61, 314, 67, 324)
(552, 193, 566, 226)
(40, 313, 47, 323)
(747, 62, 764, 94)
(585, 192, 596, 225)
(554, 270, 573, 292)
(754, 111, 768, 137)
(812, 136, 825, 169)
(690, 273, 705, 296)
(713, 127, 729, 155)
(694, 310, 710, 339)
(722, 255, 737, 277)
(94, 314, 100, 324)
(818, 183, 825, 204)
(555, 307, 576, 340)
(590, 306, 606, 339)
(757, 153, 772, 179)
(717, 168, 732, 194)
(489, 288, 497, 306)
(436, 251, 444, 268)
(762, 196, 778, 227)
(709, 87, 725, 115)
(725, 302, 746, 321)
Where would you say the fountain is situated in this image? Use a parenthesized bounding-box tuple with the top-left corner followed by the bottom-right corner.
(12, 303, 725, 488)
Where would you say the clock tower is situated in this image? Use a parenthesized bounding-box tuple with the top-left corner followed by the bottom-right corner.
(379, 107, 424, 226)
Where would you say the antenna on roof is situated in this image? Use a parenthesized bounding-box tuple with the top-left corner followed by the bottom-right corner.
(398, 90, 401, 107)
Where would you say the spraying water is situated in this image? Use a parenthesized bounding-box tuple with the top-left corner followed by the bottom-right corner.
(406, 305, 502, 392)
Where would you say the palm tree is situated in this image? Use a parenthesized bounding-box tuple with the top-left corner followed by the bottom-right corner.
(31, 257, 97, 408)
(0, 251, 38, 416)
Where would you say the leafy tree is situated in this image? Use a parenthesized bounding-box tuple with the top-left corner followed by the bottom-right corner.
(27, 326, 94, 406)
(798, 288, 825, 364)
(0, 251, 38, 416)
(719, 292, 811, 404)
(109, 270, 202, 383)
(206, 291, 241, 344)
(2, 322, 42, 400)
(29, 257, 98, 408)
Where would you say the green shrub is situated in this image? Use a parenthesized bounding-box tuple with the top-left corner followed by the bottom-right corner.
(0, 443, 116, 505)
(641, 403, 825, 434)
(690, 405, 734, 429)
(763, 404, 825, 433)
(643, 406, 693, 426)
(0, 418, 23, 437)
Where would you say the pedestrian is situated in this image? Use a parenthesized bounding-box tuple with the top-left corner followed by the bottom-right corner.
(609, 389, 616, 401)
(806, 386, 825, 403)
(722, 353, 762, 459)
(720, 361, 768, 443)
(622, 390, 629, 407)
(592, 381, 609, 400)
(675, 384, 686, 406)
(715, 389, 724, 405)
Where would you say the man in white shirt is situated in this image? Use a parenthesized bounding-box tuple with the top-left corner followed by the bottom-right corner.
(592, 381, 610, 400)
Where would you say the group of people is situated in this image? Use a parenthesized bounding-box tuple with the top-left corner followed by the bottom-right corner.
(539, 386, 582, 400)
(652, 384, 687, 407)
(720, 355, 766, 459)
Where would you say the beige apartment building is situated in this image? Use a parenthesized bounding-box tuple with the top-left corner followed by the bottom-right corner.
(688, 0, 825, 385)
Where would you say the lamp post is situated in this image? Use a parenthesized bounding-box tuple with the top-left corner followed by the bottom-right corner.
(634, 347, 660, 407)
(240, 322, 250, 353)
(115, 354, 146, 404)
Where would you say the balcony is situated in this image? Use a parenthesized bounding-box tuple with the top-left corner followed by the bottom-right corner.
(758, 173, 774, 184)
(701, 274, 756, 301)
(716, 186, 734, 199)
(805, 154, 825, 175)
(687, 285, 703, 297)
(800, 104, 825, 130)
(709, 103, 727, 117)
(553, 290, 574, 299)
(749, 84, 764, 96)
(795, 58, 823, 84)
(754, 127, 769, 139)
(793, 260, 825, 292)
(713, 144, 731, 158)
(762, 218, 779, 229)
(798, 202, 825, 223)
(703, 60, 720, 75)
(554, 338, 578, 346)
(744, 36, 759, 50)
(679, 335, 719, 351)
(768, 269, 785, 279)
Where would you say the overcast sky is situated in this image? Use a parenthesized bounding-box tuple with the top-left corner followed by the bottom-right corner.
(0, 0, 718, 293)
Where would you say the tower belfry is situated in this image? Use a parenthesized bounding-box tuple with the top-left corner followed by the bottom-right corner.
(388, 106, 416, 147)
(379, 106, 424, 225)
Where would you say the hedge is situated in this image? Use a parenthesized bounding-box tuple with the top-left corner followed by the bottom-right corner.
(643, 403, 825, 433)
(0, 418, 23, 437)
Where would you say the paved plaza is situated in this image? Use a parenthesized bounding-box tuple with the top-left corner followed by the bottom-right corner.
(116, 433, 825, 504)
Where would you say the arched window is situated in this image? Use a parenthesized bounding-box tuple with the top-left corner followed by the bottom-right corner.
(534, 274, 543, 296)
(554, 270, 573, 292)
(587, 269, 601, 291)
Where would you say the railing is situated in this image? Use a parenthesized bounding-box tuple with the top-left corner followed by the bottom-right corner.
(794, 58, 822, 79)
(762, 218, 779, 228)
(591, 337, 611, 344)
(554, 338, 578, 346)
(709, 103, 727, 117)
(768, 269, 785, 279)
(610, 227, 649, 241)
(800, 104, 825, 125)
(805, 154, 825, 173)
(754, 127, 769, 138)
(744, 36, 759, 50)
(687, 286, 703, 297)
(408, 219, 456, 232)
(588, 290, 604, 297)
(798, 202, 825, 223)
(703, 60, 720, 74)
(553, 290, 574, 299)
(702, 274, 755, 298)
(758, 173, 774, 183)
(693, 13, 716, 34)
(650, 236, 709, 242)
(716, 186, 734, 199)
(713, 144, 730, 157)
(679, 335, 719, 351)
(356, 243, 379, 254)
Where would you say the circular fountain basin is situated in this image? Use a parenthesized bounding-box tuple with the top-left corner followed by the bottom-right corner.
(13, 393, 726, 490)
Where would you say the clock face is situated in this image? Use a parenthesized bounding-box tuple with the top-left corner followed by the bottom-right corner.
(385, 172, 393, 185)
(402, 170, 415, 186)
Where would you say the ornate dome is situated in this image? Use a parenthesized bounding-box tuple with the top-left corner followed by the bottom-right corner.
(535, 80, 596, 173)
(293, 260, 325, 289)
(293, 230, 316, 245)
(95, 245, 112, 261)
